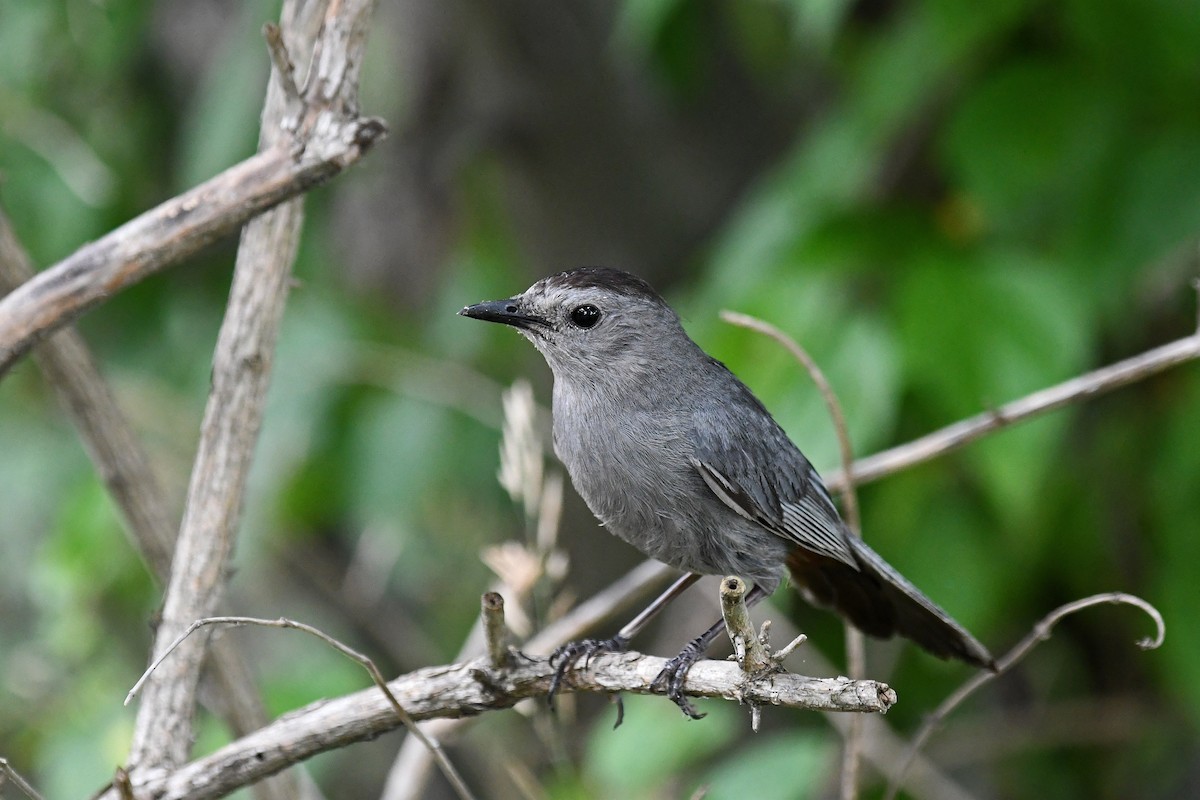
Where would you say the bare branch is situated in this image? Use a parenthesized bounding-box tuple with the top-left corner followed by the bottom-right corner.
(884, 592, 1165, 800)
(0, 211, 177, 576)
(105, 650, 893, 800)
(382, 559, 676, 800)
(0, 757, 44, 800)
(826, 330, 1200, 494)
(126, 616, 475, 800)
(0, 11, 386, 377)
(262, 23, 301, 104)
(128, 0, 382, 771)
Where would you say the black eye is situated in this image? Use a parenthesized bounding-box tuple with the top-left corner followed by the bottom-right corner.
(570, 304, 601, 328)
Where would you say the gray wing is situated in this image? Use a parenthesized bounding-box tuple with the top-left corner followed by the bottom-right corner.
(688, 359, 994, 669)
(689, 365, 857, 569)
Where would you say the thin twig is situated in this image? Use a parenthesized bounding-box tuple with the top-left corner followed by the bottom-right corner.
(125, 616, 477, 800)
(825, 331, 1200, 494)
(262, 23, 301, 104)
(719, 576, 775, 733)
(0, 758, 44, 800)
(719, 311, 862, 532)
(719, 309, 867, 800)
(883, 592, 1165, 800)
(112, 767, 134, 800)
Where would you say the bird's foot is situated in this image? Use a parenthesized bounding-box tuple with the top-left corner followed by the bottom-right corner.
(650, 640, 708, 720)
(547, 634, 630, 707)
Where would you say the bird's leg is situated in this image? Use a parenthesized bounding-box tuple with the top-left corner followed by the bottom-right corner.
(547, 572, 700, 707)
(651, 584, 769, 719)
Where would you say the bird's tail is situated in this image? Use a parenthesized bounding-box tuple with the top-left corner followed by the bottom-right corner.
(786, 537, 995, 670)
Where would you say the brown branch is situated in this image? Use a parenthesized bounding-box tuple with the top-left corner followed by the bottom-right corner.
(0, 17, 386, 378)
(0, 211, 177, 577)
(883, 592, 1165, 800)
(127, 0, 382, 772)
(105, 649, 893, 800)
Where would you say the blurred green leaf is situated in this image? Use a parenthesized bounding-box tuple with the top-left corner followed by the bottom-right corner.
(614, 0, 686, 55)
(1149, 371, 1200, 721)
(897, 251, 1089, 526)
(1109, 133, 1200, 268)
(584, 694, 738, 797)
(694, 731, 834, 800)
(941, 61, 1123, 235)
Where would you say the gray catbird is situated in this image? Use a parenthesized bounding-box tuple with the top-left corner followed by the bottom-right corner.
(461, 267, 994, 718)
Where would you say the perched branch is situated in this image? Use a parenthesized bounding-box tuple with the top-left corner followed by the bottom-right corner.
(381, 559, 676, 800)
(127, 0, 382, 772)
(884, 592, 1165, 800)
(109, 651, 894, 800)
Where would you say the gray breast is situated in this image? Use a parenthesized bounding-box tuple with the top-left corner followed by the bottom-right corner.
(552, 385, 789, 592)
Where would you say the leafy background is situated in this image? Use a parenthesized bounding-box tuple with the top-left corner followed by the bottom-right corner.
(1, 0, 1198, 797)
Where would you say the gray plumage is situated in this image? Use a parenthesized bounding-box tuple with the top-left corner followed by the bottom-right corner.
(461, 267, 993, 669)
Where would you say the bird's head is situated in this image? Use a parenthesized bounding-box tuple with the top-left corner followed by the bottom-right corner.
(459, 267, 683, 379)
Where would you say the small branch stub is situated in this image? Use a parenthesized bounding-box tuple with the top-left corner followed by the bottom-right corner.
(263, 22, 301, 105)
(482, 591, 513, 669)
(720, 576, 775, 676)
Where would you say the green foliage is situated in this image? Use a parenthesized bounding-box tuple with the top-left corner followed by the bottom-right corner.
(698, 731, 834, 800)
(582, 695, 737, 797)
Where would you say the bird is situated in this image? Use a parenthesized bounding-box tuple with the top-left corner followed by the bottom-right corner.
(460, 267, 994, 718)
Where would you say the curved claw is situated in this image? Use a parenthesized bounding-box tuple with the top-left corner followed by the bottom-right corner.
(650, 644, 707, 720)
(547, 635, 630, 707)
